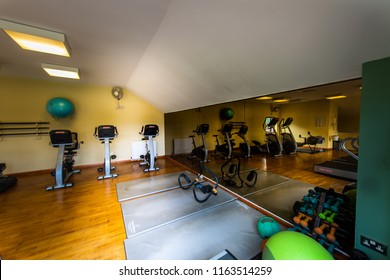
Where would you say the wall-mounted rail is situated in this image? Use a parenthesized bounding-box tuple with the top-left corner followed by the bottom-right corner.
(0, 122, 50, 138)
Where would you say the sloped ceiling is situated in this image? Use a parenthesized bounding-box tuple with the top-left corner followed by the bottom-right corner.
(1, 0, 390, 113)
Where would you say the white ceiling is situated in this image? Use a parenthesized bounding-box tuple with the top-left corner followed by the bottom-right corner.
(1, 0, 390, 113)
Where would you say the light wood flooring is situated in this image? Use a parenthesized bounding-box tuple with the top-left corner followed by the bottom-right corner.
(0, 149, 351, 260)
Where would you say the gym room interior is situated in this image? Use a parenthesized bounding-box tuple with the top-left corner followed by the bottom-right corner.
(1, 0, 390, 262)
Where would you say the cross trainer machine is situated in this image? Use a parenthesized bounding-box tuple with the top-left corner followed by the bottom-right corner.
(264, 116, 282, 156)
(279, 117, 297, 154)
(94, 125, 118, 180)
(189, 124, 209, 162)
(139, 124, 159, 172)
(213, 123, 235, 159)
(252, 117, 283, 157)
(46, 129, 81, 191)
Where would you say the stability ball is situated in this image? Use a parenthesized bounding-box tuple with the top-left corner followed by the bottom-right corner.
(46, 97, 75, 118)
(262, 231, 334, 260)
(257, 216, 281, 239)
(220, 108, 235, 120)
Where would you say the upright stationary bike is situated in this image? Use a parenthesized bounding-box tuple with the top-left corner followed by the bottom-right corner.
(213, 123, 235, 159)
(235, 124, 251, 157)
(94, 125, 118, 180)
(139, 124, 159, 172)
(189, 124, 209, 162)
(46, 129, 81, 191)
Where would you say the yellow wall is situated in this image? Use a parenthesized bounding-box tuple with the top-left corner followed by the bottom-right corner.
(278, 100, 332, 148)
(0, 76, 164, 174)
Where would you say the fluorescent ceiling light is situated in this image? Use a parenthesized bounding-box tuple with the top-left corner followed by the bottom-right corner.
(325, 95, 346, 100)
(273, 98, 289, 103)
(0, 19, 70, 57)
(256, 96, 273, 100)
(42, 63, 79, 79)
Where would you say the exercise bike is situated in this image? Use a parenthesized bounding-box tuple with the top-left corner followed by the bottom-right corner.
(139, 124, 159, 172)
(234, 124, 251, 157)
(220, 156, 257, 189)
(178, 161, 219, 203)
(189, 124, 209, 162)
(94, 125, 118, 180)
(0, 163, 17, 193)
(213, 123, 235, 159)
(279, 117, 297, 154)
(46, 129, 81, 191)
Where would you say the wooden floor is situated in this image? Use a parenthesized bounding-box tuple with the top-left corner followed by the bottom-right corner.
(0, 149, 351, 260)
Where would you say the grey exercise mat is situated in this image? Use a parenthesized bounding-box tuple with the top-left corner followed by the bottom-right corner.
(124, 199, 263, 260)
(121, 186, 236, 237)
(244, 180, 315, 223)
(222, 169, 291, 197)
(116, 171, 197, 202)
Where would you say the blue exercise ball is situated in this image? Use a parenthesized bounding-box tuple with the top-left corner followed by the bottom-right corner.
(46, 97, 75, 118)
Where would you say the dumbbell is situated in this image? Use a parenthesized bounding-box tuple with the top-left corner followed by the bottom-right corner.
(314, 223, 329, 235)
(326, 223, 339, 242)
(331, 198, 344, 213)
(293, 213, 305, 224)
(303, 190, 316, 202)
(319, 209, 331, 220)
(310, 193, 321, 204)
(300, 203, 315, 216)
(323, 196, 335, 209)
(326, 212, 337, 223)
(300, 216, 312, 228)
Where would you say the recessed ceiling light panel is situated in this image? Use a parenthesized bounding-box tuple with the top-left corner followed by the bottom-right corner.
(41, 63, 79, 79)
(0, 19, 71, 57)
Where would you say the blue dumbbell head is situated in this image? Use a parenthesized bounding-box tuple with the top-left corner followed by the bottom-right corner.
(330, 198, 343, 212)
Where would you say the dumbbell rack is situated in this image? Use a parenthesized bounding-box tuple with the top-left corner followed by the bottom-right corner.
(290, 187, 355, 257)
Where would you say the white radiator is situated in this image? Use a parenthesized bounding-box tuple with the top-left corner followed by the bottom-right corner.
(131, 140, 157, 160)
(173, 138, 192, 155)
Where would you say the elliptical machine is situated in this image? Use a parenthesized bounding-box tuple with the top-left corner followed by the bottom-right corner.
(261, 117, 283, 157)
(46, 129, 81, 191)
(139, 124, 159, 172)
(189, 124, 209, 162)
(94, 125, 118, 180)
(213, 123, 235, 159)
(279, 117, 297, 155)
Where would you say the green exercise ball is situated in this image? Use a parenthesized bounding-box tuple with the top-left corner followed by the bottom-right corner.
(344, 189, 357, 211)
(220, 107, 235, 120)
(262, 231, 334, 260)
(257, 216, 281, 239)
(46, 97, 75, 118)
